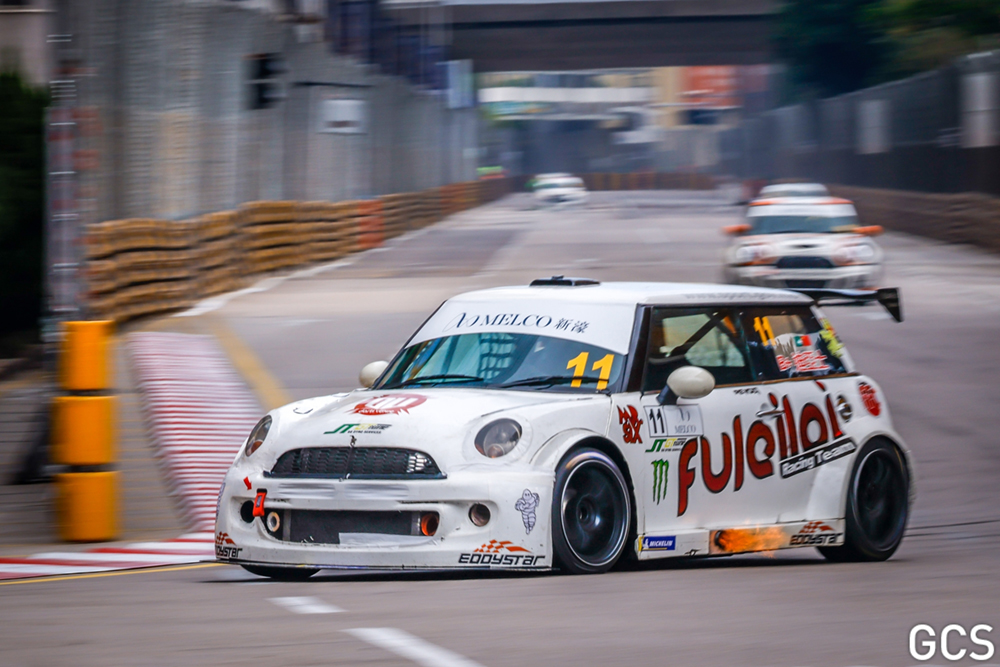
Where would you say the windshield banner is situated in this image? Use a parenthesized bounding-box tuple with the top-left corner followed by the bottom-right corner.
(410, 300, 637, 353)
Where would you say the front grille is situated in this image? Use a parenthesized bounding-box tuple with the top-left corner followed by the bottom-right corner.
(287, 510, 416, 544)
(776, 256, 834, 269)
(784, 279, 827, 289)
(268, 447, 443, 479)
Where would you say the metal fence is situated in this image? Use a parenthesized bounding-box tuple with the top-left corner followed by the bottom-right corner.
(719, 52, 1000, 196)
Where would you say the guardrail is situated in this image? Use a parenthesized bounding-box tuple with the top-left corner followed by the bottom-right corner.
(82, 180, 511, 323)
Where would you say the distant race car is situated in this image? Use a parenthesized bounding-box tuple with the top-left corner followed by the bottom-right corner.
(216, 278, 911, 579)
(723, 196, 884, 290)
(532, 174, 588, 207)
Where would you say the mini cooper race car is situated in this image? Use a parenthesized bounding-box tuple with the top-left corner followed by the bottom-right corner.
(216, 278, 912, 578)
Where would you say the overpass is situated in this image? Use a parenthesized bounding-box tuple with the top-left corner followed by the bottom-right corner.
(384, 0, 777, 72)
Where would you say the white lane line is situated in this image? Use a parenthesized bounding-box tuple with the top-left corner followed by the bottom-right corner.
(268, 596, 343, 615)
(346, 627, 485, 667)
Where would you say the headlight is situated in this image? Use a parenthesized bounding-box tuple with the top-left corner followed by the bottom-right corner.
(244, 416, 272, 457)
(833, 243, 876, 266)
(733, 244, 775, 266)
(475, 419, 522, 458)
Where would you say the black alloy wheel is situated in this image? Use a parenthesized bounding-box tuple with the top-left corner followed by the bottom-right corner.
(552, 448, 631, 574)
(819, 438, 909, 562)
(241, 564, 319, 580)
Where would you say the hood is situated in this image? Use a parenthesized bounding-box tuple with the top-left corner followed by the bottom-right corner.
(258, 388, 610, 472)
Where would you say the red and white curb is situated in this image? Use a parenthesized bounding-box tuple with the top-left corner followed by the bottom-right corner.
(0, 532, 213, 580)
(129, 332, 263, 532)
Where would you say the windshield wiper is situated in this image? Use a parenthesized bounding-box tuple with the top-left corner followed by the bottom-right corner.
(497, 375, 603, 389)
(386, 374, 485, 388)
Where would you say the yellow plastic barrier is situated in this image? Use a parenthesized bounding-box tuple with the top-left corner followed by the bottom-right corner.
(55, 471, 119, 542)
(52, 395, 115, 466)
(60, 320, 114, 391)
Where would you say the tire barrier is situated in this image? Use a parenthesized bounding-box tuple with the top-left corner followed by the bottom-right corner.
(82, 179, 512, 324)
(53, 320, 118, 542)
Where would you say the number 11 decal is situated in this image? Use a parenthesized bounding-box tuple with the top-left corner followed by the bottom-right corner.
(566, 352, 615, 390)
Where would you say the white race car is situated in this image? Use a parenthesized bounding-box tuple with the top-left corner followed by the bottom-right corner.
(216, 278, 911, 578)
(533, 175, 588, 207)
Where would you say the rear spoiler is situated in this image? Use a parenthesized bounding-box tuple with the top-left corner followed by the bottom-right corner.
(790, 287, 903, 323)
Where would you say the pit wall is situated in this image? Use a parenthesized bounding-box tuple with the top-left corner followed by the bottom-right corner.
(83, 179, 512, 323)
(829, 185, 1000, 255)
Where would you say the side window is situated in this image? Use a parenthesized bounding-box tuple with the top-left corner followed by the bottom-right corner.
(642, 308, 752, 391)
(742, 307, 849, 380)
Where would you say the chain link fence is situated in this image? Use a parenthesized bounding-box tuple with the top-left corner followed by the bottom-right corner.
(719, 52, 1000, 196)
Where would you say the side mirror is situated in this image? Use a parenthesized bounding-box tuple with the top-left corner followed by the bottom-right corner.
(657, 366, 716, 405)
(723, 223, 752, 236)
(855, 225, 883, 237)
(359, 361, 389, 388)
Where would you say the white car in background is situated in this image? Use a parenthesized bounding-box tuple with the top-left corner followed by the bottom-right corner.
(533, 174, 588, 207)
(216, 278, 910, 579)
(723, 197, 884, 290)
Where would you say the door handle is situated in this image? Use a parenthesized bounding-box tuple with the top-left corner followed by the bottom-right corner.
(756, 408, 784, 418)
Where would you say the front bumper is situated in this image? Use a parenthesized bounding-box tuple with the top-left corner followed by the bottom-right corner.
(725, 263, 882, 289)
(214, 469, 554, 570)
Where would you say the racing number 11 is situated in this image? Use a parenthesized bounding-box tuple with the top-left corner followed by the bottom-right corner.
(566, 352, 614, 390)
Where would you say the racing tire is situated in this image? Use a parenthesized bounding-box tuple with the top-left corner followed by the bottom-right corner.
(240, 564, 319, 581)
(819, 438, 909, 563)
(552, 448, 631, 574)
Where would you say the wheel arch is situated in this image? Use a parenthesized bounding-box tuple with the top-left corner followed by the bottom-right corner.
(860, 432, 916, 509)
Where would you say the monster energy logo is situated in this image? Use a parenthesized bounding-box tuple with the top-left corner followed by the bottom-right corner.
(651, 459, 669, 505)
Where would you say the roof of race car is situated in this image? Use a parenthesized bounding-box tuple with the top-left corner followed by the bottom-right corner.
(449, 282, 812, 306)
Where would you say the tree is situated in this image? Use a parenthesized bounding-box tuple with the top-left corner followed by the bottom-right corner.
(775, 0, 892, 97)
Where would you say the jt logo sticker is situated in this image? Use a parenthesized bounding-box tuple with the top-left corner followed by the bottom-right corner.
(651, 459, 669, 505)
(618, 405, 644, 444)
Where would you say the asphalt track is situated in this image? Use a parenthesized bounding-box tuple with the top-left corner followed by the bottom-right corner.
(3, 191, 1000, 667)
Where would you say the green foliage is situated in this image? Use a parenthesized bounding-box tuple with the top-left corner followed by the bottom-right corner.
(0, 72, 48, 339)
(776, 0, 891, 97)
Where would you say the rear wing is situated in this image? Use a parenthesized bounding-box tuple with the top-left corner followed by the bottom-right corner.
(790, 287, 903, 323)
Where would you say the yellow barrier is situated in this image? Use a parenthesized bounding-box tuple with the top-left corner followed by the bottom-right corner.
(55, 472, 119, 542)
(52, 395, 115, 466)
(54, 320, 118, 542)
(59, 320, 113, 391)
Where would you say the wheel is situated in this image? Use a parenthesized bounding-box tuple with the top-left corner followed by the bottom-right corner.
(241, 564, 319, 580)
(551, 448, 631, 574)
(819, 438, 909, 562)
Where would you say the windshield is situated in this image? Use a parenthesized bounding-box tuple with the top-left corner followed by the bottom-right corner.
(537, 179, 581, 190)
(378, 333, 624, 393)
(749, 214, 859, 234)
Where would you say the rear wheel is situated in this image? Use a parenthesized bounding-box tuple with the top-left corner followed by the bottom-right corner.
(552, 448, 631, 574)
(819, 439, 909, 562)
(240, 564, 319, 580)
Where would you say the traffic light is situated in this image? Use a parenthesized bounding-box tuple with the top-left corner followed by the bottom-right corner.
(247, 53, 287, 110)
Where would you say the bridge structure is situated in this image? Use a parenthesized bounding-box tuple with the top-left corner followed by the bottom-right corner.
(383, 0, 777, 72)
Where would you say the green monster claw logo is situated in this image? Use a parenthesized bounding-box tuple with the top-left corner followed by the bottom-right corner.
(651, 459, 669, 505)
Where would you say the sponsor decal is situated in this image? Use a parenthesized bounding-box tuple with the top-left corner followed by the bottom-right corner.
(676, 390, 855, 516)
(789, 521, 843, 546)
(292, 406, 313, 414)
(754, 317, 832, 374)
(645, 437, 688, 453)
(645, 405, 703, 438)
(651, 459, 669, 505)
(641, 535, 676, 551)
(858, 382, 881, 416)
(836, 395, 852, 422)
(215, 532, 242, 559)
(515, 489, 539, 535)
(445, 312, 591, 334)
(819, 319, 845, 358)
(458, 540, 544, 566)
(325, 423, 392, 435)
(618, 405, 644, 444)
(352, 394, 427, 416)
(733, 387, 760, 395)
(243, 476, 252, 490)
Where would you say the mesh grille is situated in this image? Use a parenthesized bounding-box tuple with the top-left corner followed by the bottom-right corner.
(776, 256, 834, 269)
(269, 447, 442, 479)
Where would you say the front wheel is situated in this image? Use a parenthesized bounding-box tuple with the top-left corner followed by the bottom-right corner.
(819, 438, 909, 562)
(241, 564, 319, 580)
(551, 448, 631, 574)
